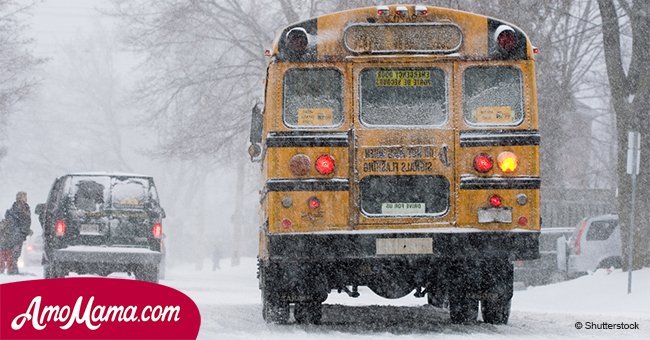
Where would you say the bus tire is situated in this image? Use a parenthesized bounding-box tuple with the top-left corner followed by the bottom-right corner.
(481, 258, 513, 325)
(262, 293, 289, 324)
(294, 302, 322, 324)
(449, 261, 478, 324)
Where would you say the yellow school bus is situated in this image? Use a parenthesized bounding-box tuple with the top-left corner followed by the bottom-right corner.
(249, 4, 540, 325)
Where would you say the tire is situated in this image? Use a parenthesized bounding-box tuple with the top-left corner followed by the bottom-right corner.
(294, 302, 322, 324)
(449, 293, 478, 324)
(260, 263, 289, 324)
(480, 258, 513, 325)
(448, 261, 479, 324)
(44, 261, 66, 279)
(426, 291, 447, 308)
(135, 265, 159, 283)
(261, 293, 289, 324)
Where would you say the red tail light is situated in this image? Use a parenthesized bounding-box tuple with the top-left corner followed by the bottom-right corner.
(308, 197, 320, 209)
(286, 28, 308, 54)
(315, 154, 335, 175)
(153, 223, 163, 239)
(474, 153, 493, 173)
(289, 154, 311, 176)
(495, 25, 517, 52)
(55, 220, 66, 237)
(489, 195, 502, 207)
(575, 220, 587, 255)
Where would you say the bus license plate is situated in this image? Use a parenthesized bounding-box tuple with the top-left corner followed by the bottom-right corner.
(376, 238, 433, 255)
(381, 202, 425, 215)
(478, 207, 512, 223)
(80, 224, 100, 235)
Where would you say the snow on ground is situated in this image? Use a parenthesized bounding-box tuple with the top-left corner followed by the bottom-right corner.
(2, 259, 649, 339)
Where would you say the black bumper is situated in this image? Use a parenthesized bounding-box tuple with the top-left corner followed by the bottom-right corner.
(52, 247, 162, 265)
(268, 231, 539, 261)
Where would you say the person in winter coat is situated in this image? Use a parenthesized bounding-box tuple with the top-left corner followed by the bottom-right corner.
(0, 192, 32, 274)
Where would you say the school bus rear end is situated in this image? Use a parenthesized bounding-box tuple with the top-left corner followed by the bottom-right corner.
(250, 5, 540, 325)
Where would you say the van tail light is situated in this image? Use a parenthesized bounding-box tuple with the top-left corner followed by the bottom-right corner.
(575, 220, 587, 255)
(473, 153, 493, 173)
(315, 154, 335, 175)
(55, 220, 66, 237)
(153, 223, 163, 239)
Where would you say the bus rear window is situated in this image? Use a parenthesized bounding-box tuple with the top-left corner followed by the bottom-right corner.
(463, 67, 523, 125)
(360, 68, 447, 126)
(283, 68, 343, 128)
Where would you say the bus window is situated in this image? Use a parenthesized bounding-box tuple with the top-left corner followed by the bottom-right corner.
(360, 68, 447, 127)
(360, 175, 449, 216)
(463, 66, 523, 125)
(283, 68, 343, 128)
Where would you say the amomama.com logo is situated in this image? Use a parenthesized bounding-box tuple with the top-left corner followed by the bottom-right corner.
(11, 296, 180, 331)
(0, 278, 200, 339)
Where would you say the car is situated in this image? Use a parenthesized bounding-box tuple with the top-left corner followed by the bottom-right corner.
(557, 214, 622, 277)
(21, 234, 44, 267)
(35, 172, 166, 282)
(514, 227, 574, 286)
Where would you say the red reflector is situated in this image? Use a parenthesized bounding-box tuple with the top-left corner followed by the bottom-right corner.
(315, 154, 335, 175)
(533, 47, 539, 54)
(489, 195, 502, 207)
(308, 197, 320, 209)
(55, 220, 66, 237)
(153, 223, 163, 239)
(518, 216, 528, 226)
(474, 153, 493, 173)
(281, 218, 292, 229)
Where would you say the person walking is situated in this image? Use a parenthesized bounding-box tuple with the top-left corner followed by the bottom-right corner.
(2, 192, 32, 274)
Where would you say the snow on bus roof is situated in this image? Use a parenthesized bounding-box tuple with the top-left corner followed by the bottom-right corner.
(66, 171, 153, 178)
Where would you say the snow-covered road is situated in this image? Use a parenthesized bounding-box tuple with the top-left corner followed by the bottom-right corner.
(168, 258, 649, 339)
(3, 259, 648, 339)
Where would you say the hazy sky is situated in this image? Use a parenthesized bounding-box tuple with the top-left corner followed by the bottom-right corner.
(30, 0, 110, 54)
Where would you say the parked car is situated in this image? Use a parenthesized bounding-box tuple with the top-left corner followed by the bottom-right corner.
(35, 172, 166, 282)
(514, 227, 574, 286)
(21, 234, 44, 267)
(557, 214, 622, 277)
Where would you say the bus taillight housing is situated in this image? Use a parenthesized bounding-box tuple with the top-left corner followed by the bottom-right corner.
(495, 25, 517, 52)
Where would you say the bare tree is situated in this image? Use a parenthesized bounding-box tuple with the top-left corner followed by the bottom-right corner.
(598, 0, 650, 268)
(0, 0, 42, 162)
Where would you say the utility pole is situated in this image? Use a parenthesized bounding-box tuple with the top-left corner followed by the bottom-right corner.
(626, 131, 640, 294)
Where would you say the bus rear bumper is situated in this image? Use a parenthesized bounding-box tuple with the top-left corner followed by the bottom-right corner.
(267, 230, 539, 261)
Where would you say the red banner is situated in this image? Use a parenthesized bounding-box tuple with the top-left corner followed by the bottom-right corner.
(0, 278, 200, 339)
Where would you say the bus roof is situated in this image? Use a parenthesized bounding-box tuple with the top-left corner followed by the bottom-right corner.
(271, 5, 534, 62)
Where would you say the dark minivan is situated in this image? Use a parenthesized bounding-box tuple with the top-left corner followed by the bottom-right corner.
(36, 173, 165, 282)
